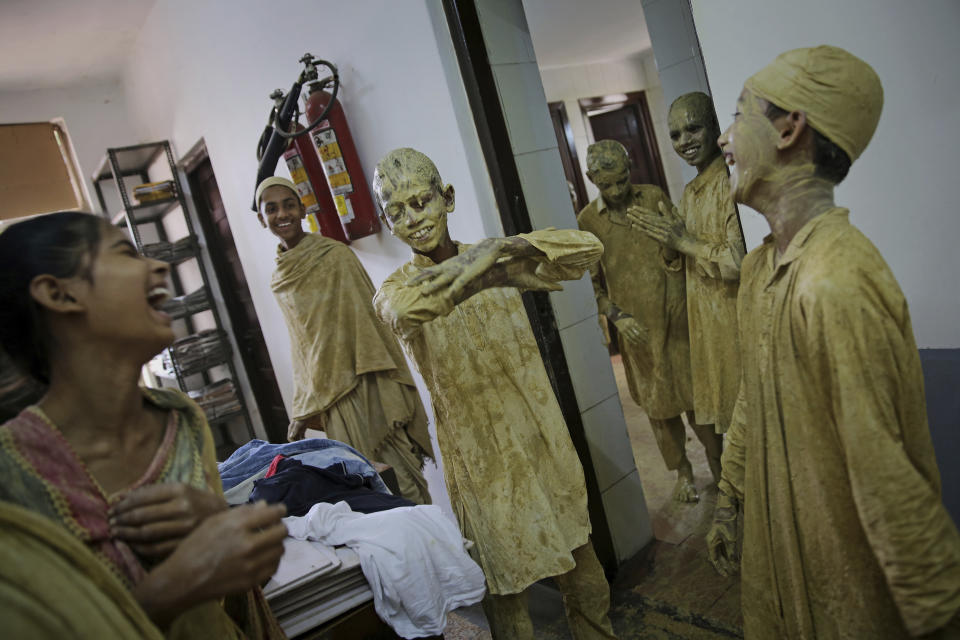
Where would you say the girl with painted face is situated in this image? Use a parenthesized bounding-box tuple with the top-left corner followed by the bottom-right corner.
(0, 212, 287, 638)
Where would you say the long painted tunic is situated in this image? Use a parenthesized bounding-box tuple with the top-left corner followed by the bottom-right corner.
(272, 233, 432, 458)
(373, 229, 598, 595)
(578, 185, 693, 419)
(676, 156, 745, 432)
(721, 209, 960, 638)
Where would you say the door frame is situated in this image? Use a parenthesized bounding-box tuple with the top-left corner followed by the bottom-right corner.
(579, 91, 669, 192)
(548, 101, 589, 212)
(180, 139, 289, 443)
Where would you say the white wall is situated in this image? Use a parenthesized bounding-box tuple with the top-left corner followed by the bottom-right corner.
(691, 0, 960, 348)
(121, 0, 502, 511)
(0, 79, 136, 210)
(538, 53, 687, 203)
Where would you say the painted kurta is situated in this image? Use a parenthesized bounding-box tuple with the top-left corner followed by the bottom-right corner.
(373, 229, 598, 595)
(0, 387, 285, 639)
(677, 156, 745, 432)
(271, 233, 432, 458)
(721, 209, 960, 638)
(578, 185, 693, 419)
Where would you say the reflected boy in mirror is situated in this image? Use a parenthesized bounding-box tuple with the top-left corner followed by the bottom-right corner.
(372, 148, 617, 640)
(629, 92, 745, 445)
(579, 140, 718, 502)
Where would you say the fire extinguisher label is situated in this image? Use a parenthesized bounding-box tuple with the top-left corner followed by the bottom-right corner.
(284, 151, 320, 215)
(334, 195, 356, 223)
(311, 128, 354, 197)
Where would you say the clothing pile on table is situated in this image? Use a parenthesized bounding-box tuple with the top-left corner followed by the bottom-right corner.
(218, 439, 485, 639)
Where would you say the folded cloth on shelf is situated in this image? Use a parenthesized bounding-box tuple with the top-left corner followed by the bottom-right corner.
(217, 438, 388, 493)
(250, 458, 414, 516)
(285, 502, 486, 639)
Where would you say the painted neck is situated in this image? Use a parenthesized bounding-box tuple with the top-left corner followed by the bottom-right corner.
(420, 231, 458, 264)
(751, 166, 836, 255)
(696, 149, 722, 175)
(39, 337, 152, 442)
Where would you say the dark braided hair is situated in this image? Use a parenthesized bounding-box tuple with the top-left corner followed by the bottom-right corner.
(0, 212, 104, 384)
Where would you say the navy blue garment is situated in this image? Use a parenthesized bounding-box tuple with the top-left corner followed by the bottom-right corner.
(217, 438, 387, 493)
(248, 458, 415, 516)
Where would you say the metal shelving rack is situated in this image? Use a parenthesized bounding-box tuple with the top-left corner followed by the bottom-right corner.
(93, 141, 254, 451)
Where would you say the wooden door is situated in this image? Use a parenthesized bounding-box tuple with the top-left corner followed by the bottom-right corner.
(187, 158, 289, 442)
(582, 92, 668, 192)
(548, 101, 588, 212)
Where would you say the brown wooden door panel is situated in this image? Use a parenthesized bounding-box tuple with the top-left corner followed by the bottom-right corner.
(580, 91, 668, 193)
(188, 158, 289, 442)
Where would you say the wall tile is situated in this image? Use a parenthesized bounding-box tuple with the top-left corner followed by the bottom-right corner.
(557, 316, 619, 412)
(492, 62, 557, 155)
(659, 57, 710, 110)
(644, 0, 696, 70)
(601, 470, 653, 561)
(475, 0, 537, 65)
(582, 395, 639, 492)
(514, 147, 576, 229)
(549, 272, 596, 332)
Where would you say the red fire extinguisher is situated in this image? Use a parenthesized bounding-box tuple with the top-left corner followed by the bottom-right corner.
(303, 81, 380, 240)
(283, 123, 350, 244)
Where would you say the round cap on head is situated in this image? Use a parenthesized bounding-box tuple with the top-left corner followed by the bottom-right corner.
(256, 176, 299, 208)
(744, 45, 883, 162)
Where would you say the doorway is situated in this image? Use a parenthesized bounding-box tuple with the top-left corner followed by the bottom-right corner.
(580, 91, 668, 192)
(183, 148, 289, 443)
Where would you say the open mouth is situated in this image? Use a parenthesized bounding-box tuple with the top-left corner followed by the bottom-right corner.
(274, 221, 294, 230)
(723, 152, 735, 167)
(410, 226, 434, 241)
(147, 286, 173, 323)
(681, 145, 701, 159)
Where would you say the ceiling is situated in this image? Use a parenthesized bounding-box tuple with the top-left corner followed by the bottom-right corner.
(0, 0, 647, 92)
(0, 0, 155, 92)
(522, 0, 651, 69)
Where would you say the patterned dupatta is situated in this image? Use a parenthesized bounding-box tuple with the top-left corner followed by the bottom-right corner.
(0, 387, 214, 587)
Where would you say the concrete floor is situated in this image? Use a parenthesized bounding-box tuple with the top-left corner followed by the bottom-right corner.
(443, 355, 742, 639)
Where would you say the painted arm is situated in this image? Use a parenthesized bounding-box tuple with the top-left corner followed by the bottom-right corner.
(376, 229, 603, 336)
(806, 281, 960, 636)
(628, 199, 745, 281)
(131, 502, 287, 628)
(706, 379, 747, 577)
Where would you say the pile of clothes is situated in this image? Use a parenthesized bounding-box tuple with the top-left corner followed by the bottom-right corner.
(218, 439, 485, 638)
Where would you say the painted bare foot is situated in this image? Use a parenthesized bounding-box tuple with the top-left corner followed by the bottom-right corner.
(673, 462, 699, 502)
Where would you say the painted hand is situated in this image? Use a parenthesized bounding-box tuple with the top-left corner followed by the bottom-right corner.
(134, 501, 287, 624)
(613, 315, 647, 346)
(627, 201, 690, 251)
(110, 483, 228, 559)
(405, 238, 503, 299)
(706, 488, 739, 577)
(288, 419, 307, 442)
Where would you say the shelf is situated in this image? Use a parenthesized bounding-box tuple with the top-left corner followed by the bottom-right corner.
(112, 196, 181, 227)
(208, 407, 246, 425)
(168, 329, 231, 377)
(161, 287, 210, 321)
(93, 143, 166, 182)
(142, 235, 198, 266)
